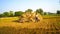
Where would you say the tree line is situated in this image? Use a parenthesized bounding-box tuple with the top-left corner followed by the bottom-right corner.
(0, 8, 60, 17)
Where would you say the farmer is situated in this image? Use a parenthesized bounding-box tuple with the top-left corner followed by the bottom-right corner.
(35, 14, 40, 22)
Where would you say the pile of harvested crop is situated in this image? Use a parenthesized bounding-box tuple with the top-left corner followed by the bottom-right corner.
(18, 12, 43, 23)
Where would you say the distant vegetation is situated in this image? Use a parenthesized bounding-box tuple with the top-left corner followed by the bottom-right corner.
(0, 8, 60, 18)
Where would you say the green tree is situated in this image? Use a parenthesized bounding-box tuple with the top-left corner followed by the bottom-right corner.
(36, 8, 43, 15)
(9, 11, 14, 17)
(14, 11, 24, 16)
(3, 12, 10, 17)
(0, 14, 4, 17)
(57, 10, 60, 14)
(25, 9, 33, 13)
(44, 12, 48, 15)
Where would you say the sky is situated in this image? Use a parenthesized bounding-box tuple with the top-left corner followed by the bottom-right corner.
(0, 0, 60, 13)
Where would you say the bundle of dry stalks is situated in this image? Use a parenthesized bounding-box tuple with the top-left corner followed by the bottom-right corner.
(18, 12, 43, 23)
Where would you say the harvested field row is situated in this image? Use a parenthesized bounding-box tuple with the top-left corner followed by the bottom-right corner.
(0, 26, 60, 34)
(0, 17, 60, 34)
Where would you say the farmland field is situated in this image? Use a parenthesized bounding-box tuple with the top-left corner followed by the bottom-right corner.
(0, 16, 60, 34)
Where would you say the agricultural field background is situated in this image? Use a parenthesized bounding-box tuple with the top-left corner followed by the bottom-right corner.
(0, 0, 60, 34)
(0, 16, 60, 34)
